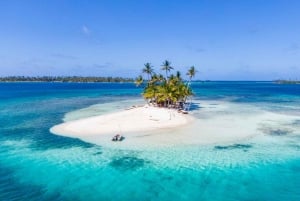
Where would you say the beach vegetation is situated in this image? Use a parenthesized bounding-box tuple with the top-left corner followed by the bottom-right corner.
(135, 61, 197, 109)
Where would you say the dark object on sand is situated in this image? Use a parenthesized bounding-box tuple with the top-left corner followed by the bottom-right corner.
(178, 109, 188, 114)
(112, 134, 125, 141)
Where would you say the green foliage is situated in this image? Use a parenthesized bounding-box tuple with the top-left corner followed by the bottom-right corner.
(136, 60, 197, 108)
(161, 60, 173, 77)
(134, 75, 144, 86)
(142, 63, 154, 81)
(187, 66, 197, 80)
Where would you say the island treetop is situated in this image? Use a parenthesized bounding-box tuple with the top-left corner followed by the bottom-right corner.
(135, 60, 197, 109)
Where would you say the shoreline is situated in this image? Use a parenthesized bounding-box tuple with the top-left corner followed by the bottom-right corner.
(50, 105, 193, 138)
(50, 100, 300, 149)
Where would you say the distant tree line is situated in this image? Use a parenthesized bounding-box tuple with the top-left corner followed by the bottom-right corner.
(274, 79, 300, 84)
(0, 76, 134, 83)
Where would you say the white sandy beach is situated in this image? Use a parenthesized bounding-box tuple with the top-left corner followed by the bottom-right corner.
(50, 105, 193, 137)
(50, 100, 300, 149)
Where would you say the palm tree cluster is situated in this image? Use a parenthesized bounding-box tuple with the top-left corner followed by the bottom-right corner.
(135, 60, 196, 109)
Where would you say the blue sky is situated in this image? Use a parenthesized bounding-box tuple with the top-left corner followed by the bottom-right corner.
(0, 0, 299, 80)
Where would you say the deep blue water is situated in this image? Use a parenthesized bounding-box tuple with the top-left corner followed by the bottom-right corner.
(0, 82, 299, 201)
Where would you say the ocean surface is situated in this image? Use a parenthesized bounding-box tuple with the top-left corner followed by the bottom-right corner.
(0, 82, 300, 201)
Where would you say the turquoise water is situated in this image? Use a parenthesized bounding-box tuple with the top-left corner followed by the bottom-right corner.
(0, 82, 300, 201)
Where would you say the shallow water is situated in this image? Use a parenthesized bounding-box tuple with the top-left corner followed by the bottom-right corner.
(0, 82, 300, 201)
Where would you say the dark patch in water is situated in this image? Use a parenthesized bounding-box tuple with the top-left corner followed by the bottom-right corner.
(188, 103, 202, 111)
(29, 134, 99, 150)
(214, 144, 252, 151)
(269, 129, 290, 136)
(291, 120, 300, 126)
(93, 151, 102, 155)
(162, 175, 173, 181)
(109, 156, 148, 171)
(0, 165, 61, 200)
(290, 163, 300, 172)
(259, 126, 292, 136)
(289, 144, 300, 150)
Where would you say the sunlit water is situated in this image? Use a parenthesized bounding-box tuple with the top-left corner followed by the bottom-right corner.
(0, 82, 300, 201)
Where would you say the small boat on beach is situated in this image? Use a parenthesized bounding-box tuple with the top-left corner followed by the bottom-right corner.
(112, 134, 124, 141)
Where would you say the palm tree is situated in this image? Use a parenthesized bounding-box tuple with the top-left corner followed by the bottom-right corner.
(137, 61, 195, 109)
(143, 84, 157, 103)
(185, 66, 197, 111)
(186, 66, 196, 83)
(142, 63, 154, 81)
(149, 73, 158, 85)
(176, 71, 182, 81)
(134, 75, 144, 87)
(161, 60, 173, 77)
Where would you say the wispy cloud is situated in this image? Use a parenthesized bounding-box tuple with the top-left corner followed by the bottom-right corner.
(82, 25, 91, 35)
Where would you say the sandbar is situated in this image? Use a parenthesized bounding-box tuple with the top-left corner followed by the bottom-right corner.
(50, 105, 192, 138)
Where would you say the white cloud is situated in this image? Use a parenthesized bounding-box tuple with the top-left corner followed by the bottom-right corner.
(82, 25, 91, 35)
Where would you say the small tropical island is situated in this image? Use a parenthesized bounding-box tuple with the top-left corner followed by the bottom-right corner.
(50, 60, 197, 139)
(274, 79, 300, 84)
(135, 60, 196, 110)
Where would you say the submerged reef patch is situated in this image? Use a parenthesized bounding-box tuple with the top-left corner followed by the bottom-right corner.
(214, 144, 252, 151)
(269, 129, 290, 136)
(259, 125, 293, 136)
(291, 120, 300, 126)
(109, 156, 149, 171)
(93, 151, 102, 155)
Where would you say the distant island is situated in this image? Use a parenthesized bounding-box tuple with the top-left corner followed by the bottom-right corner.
(274, 80, 300, 84)
(0, 76, 134, 83)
